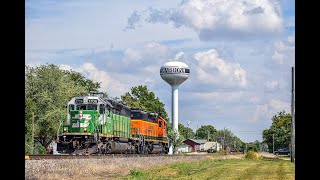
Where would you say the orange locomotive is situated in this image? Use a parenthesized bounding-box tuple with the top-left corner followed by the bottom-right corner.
(130, 108, 169, 154)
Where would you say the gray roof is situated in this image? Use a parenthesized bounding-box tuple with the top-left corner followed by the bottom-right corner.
(187, 139, 207, 144)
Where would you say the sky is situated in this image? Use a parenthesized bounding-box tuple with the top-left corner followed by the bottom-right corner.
(25, 0, 295, 143)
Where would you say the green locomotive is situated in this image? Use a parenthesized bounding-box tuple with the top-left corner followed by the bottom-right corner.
(57, 93, 133, 154)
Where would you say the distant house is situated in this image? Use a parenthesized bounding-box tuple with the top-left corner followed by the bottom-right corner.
(204, 141, 222, 151)
(183, 139, 207, 152)
(177, 144, 191, 153)
(183, 139, 222, 152)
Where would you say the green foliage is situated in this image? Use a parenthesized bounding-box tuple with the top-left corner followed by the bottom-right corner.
(120, 85, 168, 120)
(196, 125, 217, 140)
(129, 169, 144, 177)
(25, 139, 34, 155)
(167, 129, 185, 154)
(262, 111, 292, 153)
(178, 123, 195, 140)
(25, 64, 100, 149)
(166, 120, 172, 132)
(215, 128, 245, 152)
(124, 158, 294, 179)
(246, 140, 261, 152)
(34, 144, 46, 155)
(64, 69, 100, 93)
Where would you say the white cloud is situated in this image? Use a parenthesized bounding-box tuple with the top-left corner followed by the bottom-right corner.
(174, 51, 184, 60)
(249, 98, 290, 123)
(123, 48, 142, 65)
(190, 91, 244, 102)
(271, 35, 295, 65)
(193, 49, 247, 88)
(25, 51, 59, 65)
(265, 80, 279, 90)
(59, 62, 130, 97)
(127, 0, 284, 40)
(249, 96, 260, 104)
(249, 104, 268, 123)
(269, 99, 290, 112)
(59, 64, 74, 71)
(122, 42, 173, 66)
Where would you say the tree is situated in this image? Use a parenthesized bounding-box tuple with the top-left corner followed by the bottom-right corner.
(215, 128, 244, 152)
(195, 125, 217, 140)
(64, 70, 100, 93)
(178, 123, 195, 140)
(167, 129, 185, 154)
(25, 64, 101, 152)
(120, 85, 168, 119)
(246, 140, 261, 152)
(25, 97, 36, 154)
(262, 111, 292, 153)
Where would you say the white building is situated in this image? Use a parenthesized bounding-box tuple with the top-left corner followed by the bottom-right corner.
(177, 144, 191, 153)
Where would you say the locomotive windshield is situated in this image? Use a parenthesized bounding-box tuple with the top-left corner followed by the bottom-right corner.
(76, 104, 98, 110)
(131, 111, 142, 119)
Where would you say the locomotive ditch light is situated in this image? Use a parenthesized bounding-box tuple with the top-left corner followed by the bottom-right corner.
(64, 127, 67, 132)
(84, 127, 87, 132)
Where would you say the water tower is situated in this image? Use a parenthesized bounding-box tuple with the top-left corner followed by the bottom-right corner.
(160, 61, 190, 154)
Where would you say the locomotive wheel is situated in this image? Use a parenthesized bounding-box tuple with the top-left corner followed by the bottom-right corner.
(144, 146, 149, 154)
(106, 143, 112, 154)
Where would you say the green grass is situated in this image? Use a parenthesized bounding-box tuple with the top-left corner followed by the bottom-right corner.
(121, 157, 295, 180)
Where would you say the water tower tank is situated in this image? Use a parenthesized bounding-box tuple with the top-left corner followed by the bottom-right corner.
(160, 61, 190, 86)
(160, 61, 190, 154)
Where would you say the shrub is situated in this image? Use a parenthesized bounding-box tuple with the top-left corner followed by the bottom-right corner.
(129, 169, 144, 178)
(25, 143, 34, 155)
(34, 144, 46, 155)
(245, 150, 263, 160)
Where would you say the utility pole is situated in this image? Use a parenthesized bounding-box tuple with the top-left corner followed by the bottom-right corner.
(32, 112, 35, 154)
(245, 143, 247, 153)
(273, 134, 275, 154)
(196, 124, 198, 139)
(187, 121, 190, 139)
(291, 67, 295, 163)
(223, 127, 226, 150)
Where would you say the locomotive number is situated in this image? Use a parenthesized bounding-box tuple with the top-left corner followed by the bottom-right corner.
(75, 99, 83, 104)
(88, 99, 98, 103)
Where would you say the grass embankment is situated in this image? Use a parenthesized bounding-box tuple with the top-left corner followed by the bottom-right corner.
(124, 153, 294, 180)
(25, 152, 294, 180)
(25, 155, 208, 180)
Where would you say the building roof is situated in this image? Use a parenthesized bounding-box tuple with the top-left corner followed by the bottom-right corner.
(186, 139, 207, 144)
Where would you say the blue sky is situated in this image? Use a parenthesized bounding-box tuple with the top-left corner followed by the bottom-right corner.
(25, 0, 295, 143)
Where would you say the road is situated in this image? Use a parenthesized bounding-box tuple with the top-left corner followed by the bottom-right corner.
(259, 151, 276, 158)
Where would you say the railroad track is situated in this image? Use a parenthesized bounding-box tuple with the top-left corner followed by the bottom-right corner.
(26, 154, 166, 160)
(26, 152, 243, 160)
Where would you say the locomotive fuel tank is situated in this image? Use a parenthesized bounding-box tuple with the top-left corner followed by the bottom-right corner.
(149, 144, 163, 154)
(108, 141, 131, 153)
